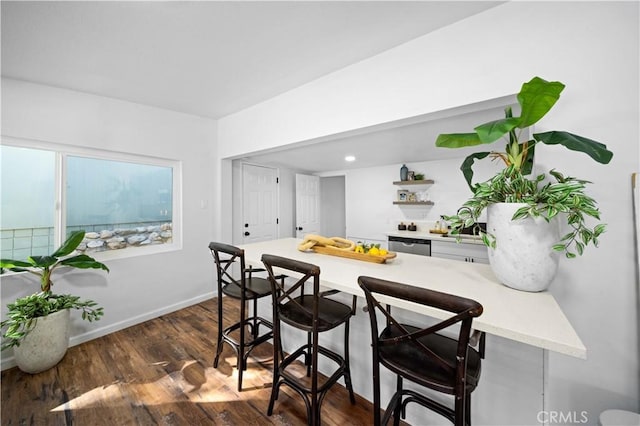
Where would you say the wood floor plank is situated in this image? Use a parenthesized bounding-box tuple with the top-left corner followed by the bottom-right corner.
(1, 298, 381, 425)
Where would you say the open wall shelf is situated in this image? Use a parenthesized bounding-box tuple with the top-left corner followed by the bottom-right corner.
(393, 201, 434, 206)
(393, 179, 434, 185)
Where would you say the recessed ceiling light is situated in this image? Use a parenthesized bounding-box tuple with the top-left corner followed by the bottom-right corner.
(345, 155, 356, 162)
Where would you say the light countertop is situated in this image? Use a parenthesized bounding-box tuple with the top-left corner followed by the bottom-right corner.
(239, 237, 586, 359)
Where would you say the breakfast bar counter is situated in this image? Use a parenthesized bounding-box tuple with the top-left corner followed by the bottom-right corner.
(240, 237, 585, 359)
(239, 238, 585, 424)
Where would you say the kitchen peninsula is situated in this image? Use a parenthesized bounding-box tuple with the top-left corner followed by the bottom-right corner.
(240, 238, 586, 424)
(240, 237, 585, 358)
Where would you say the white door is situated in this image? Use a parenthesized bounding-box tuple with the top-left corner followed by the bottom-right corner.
(242, 164, 278, 243)
(295, 173, 320, 238)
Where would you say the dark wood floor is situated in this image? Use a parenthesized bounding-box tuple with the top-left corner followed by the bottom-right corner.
(1, 298, 377, 425)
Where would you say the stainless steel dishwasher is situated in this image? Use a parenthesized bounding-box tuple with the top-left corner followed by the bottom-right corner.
(388, 236, 431, 256)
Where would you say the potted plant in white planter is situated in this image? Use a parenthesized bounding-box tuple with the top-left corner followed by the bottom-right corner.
(0, 230, 109, 373)
(436, 76, 613, 292)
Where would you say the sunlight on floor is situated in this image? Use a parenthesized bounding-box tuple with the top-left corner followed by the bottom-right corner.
(50, 358, 270, 412)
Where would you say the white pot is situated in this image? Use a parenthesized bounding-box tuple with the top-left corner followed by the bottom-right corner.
(487, 203, 560, 292)
(14, 309, 71, 374)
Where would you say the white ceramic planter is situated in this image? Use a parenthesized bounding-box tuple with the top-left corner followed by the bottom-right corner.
(14, 309, 71, 374)
(487, 203, 560, 292)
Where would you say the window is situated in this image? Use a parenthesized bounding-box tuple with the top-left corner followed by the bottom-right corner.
(1, 138, 180, 260)
(66, 156, 174, 253)
(0, 146, 56, 259)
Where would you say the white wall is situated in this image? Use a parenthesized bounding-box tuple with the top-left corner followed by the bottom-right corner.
(1, 78, 218, 370)
(218, 1, 640, 422)
(338, 157, 501, 246)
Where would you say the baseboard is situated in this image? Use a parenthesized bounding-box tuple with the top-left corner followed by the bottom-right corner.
(1, 291, 215, 371)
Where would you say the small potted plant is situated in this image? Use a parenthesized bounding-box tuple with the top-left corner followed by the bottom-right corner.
(435, 76, 613, 292)
(0, 230, 109, 373)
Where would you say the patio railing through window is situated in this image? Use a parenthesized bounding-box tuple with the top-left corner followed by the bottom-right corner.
(1, 221, 172, 260)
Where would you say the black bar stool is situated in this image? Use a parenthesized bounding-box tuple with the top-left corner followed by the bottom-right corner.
(358, 275, 485, 426)
(208, 241, 274, 392)
(261, 254, 356, 426)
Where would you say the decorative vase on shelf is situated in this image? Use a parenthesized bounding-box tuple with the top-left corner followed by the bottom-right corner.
(400, 164, 408, 181)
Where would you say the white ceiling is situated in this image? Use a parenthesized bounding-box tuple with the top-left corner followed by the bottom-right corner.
(1, 1, 504, 172)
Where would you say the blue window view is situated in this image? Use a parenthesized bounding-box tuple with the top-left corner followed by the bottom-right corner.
(66, 156, 173, 253)
(0, 146, 56, 259)
(1, 144, 175, 259)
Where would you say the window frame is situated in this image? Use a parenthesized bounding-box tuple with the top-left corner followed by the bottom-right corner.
(1, 136, 182, 261)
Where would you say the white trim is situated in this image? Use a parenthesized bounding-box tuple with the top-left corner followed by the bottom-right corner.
(55, 151, 64, 248)
(1, 135, 175, 167)
(1, 135, 183, 261)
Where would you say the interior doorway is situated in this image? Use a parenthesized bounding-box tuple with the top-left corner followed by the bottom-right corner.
(295, 173, 346, 239)
(295, 173, 320, 238)
(241, 163, 278, 243)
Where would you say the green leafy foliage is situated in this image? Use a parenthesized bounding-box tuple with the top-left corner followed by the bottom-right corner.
(1, 230, 109, 292)
(436, 77, 612, 260)
(435, 76, 613, 190)
(0, 230, 109, 350)
(356, 241, 381, 253)
(444, 167, 606, 258)
(0, 292, 104, 350)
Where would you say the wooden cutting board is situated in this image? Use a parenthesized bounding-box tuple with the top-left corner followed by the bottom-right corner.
(310, 246, 397, 264)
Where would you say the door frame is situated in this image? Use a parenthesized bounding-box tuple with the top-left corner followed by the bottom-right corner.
(235, 161, 280, 244)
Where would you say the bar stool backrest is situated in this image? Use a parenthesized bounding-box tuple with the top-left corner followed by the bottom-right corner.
(261, 254, 320, 330)
(358, 275, 484, 425)
(358, 276, 483, 371)
(208, 241, 247, 295)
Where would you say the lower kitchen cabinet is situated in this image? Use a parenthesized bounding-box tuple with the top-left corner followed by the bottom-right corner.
(431, 239, 489, 264)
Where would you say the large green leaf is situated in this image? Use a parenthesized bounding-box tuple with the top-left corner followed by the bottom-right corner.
(517, 77, 565, 128)
(0, 259, 32, 269)
(460, 151, 491, 190)
(474, 116, 520, 144)
(60, 255, 110, 272)
(52, 231, 86, 258)
(27, 255, 57, 268)
(534, 131, 613, 164)
(435, 132, 483, 148)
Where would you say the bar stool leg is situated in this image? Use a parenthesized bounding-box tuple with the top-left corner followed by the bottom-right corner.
(343, 319, 356, 404)
(251, 298, 259, 339)
(237, 298, 246, 392)
(305, 331, 312, 377)
(372, 355, 382, 426)
(267, 311, 281, 416)
(213, 295, 224, 368)
(393, 376, 403, 426)
(311, 330, 320, 426)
